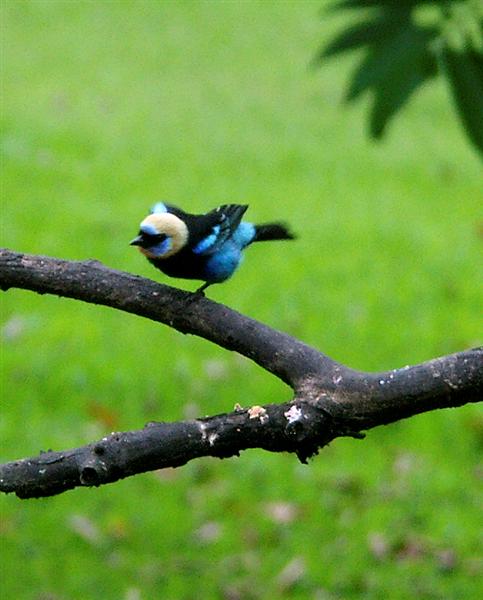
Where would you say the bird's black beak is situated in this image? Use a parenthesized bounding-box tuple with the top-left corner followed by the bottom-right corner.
(130, 235, 144, 247)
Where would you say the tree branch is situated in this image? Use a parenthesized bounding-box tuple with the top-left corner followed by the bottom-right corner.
(0, 249, 332, 388)
(1, 248, 481, 498)
(0, 401, 347, 499)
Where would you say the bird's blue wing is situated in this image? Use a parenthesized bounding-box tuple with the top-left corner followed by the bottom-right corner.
(192, 224, 222, 254)
(192, 204, 249, 256)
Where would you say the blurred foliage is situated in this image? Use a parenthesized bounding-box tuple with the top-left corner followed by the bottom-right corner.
(1, 1, 482, 599)
(317, 0, 483, 155)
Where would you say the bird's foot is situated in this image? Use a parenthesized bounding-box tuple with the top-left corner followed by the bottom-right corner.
(183, 282, 210, 306)
(194, 282, 211, 295)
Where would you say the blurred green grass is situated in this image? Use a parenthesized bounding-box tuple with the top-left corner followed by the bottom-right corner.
(1, 1, 482, 599)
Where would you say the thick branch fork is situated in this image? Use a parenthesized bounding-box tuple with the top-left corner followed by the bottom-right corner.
(1, 248, 481, 498)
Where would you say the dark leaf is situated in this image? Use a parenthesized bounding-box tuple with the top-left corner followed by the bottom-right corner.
(369, 58, 433, 137)
(438, 44, 483, 155)
(346, 24, 436, 100)
(328, 0, 450, 11)
(318, 18, 406, 59)
(317, 0, 481, 150)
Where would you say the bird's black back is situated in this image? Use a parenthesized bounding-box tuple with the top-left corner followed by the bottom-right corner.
(165, 203, 248, 248)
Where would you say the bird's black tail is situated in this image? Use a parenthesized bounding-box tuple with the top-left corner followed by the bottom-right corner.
(253, 223, 295, 242)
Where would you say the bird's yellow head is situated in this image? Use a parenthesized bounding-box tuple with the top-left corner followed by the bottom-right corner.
(130, 211, 189, 259)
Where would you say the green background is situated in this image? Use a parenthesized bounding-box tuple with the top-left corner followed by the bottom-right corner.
(1, 1, 481, 598)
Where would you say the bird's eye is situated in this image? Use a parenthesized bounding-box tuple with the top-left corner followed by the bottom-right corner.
(139, 231, 167, 243)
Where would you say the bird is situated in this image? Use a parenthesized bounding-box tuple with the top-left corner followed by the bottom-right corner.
(130, 202, 295, 293)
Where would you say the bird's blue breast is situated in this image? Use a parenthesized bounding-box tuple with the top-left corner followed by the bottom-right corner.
(203, 246, 241, 282)
(201, 222, 256, 282)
